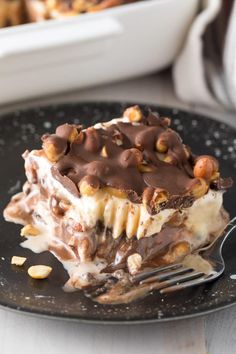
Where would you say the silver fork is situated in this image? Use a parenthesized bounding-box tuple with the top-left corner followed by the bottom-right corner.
(132, 217, 236, 294)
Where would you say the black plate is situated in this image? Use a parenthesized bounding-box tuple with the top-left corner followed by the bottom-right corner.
(0, 101, 236, 324)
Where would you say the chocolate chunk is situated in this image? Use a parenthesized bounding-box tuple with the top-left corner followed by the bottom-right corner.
(160, 196, 195, 210)
(51, 166, 79, 197)
(119, 148, 142, 168)
(211, 177, 233, 190)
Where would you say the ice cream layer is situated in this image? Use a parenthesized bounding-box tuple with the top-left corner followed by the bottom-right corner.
(4, 149, 228, 288)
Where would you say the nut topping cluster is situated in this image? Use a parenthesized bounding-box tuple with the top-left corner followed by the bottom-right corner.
(41, 106, 232, 211)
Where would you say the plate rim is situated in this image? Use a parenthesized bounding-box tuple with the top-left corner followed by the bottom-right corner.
(1, 100, 236, 130)
(1, 299, 236, 325)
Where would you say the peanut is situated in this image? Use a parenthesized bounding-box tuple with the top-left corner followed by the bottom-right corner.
(124, 106, 143, 122)
(120, 148, 143, 167)
(28, 265, 52, 279)
(155, 138, 168, 153)
(20, 224, 40, 237)
(193, 155, 219, 181)
(42, 134, 67, 162)
(11, 256, 27, 266)
(152, 189, 168, 205)
(56, 124, 82, 143)
(142, 187, 154, 205)
(79, 176, 100, 196)
(138, 164, 153, 173)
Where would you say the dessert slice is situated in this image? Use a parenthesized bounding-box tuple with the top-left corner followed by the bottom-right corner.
(25, 0, 135, 22)
(4, 106, 232, 303)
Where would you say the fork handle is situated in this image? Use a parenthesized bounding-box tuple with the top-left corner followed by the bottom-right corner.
(201, 216, 236, 256)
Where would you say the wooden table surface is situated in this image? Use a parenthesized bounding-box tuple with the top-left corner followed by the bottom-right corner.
(0, 71, 235, 354)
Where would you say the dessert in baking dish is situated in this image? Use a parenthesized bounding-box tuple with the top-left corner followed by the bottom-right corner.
(4, 106, 232, 303)
(0, 0, 136, 27)
(25, 0, 135, 21)
(0, 0, 25, 27)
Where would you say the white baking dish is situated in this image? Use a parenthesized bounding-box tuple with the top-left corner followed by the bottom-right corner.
(0, 0, 198, 105)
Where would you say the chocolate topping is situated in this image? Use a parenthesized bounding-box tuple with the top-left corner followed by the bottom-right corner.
(51, 167, 80, 197)
(212, 177, 233, 190)
(41, 107, 232, 207)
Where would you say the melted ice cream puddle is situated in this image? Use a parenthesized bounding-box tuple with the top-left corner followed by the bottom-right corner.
(182, 254, 213, 275)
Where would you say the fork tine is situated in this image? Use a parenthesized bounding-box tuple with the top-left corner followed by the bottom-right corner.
(160, 274, 211, 294)
(132, 263, 182, 283)
(157, 217, 236, 293)
(149, 270, 205, 291)
(140, 266, 192, 284)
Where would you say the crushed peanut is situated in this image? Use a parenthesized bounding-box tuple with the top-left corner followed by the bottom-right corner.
(11, 256, 27, 266)
(76, 131, 84, 144)
(189, 178, 208, 199)
(164, 155, 175, 164)
(104, 187, 127, 199)
(127, 253, 142, 275)
(68, 127, 79, 143)
(101, 145, 108, 158)
(115, 139, 123, 146)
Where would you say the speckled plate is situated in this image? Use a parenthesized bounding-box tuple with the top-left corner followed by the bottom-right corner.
(0, 102, 236, 324)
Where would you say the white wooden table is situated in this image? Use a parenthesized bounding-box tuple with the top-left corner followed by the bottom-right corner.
(1, 71, 236, 354)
